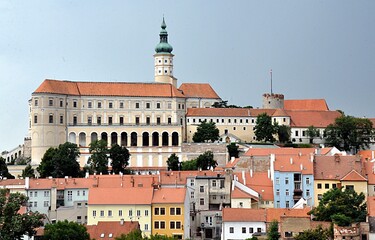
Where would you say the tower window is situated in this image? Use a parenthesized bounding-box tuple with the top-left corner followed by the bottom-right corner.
(135, 103, 140, 109)
(165, 59, 167, 63)
(164, 70, 167, 73)
(119, 102, 124, 108)
(159, 60, 161, 63)
(49, 114, 54, 123)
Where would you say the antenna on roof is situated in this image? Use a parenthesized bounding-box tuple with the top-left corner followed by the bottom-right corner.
(270, 69, 273, 95)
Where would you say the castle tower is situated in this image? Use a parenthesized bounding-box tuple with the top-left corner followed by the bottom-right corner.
(262, 93, 285, 109)
(154, 17, 177, 87)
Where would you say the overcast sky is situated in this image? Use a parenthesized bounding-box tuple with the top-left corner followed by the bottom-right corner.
(1, 0, 374, 151)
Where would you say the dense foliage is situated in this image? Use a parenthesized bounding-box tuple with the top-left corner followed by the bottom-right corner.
(44, 220, 90, 240)
(37, 142, 81, 178)
(88, 139, 109, 174)
(192, 121, 220, 143)
(0, 189, 44, 239)
(109, 144, 130, 174)
(306, 125, 320, 144)
(277, 125, 291, 143)
(227, 143, 239, 158)
(254, 113, 278, 143)
(324, 115, 373, 153)
(308, 187, 366, 226)
(0, 157, 15, 179)
(167, 153, 180, 171)
(267, 220, 280, 240)
(21, 164, 35, 178)
(115, 230, 179, 240)
(181, 151, 217, 171)
(295, 225, 333, 240)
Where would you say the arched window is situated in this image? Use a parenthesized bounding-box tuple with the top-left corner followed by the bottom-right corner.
(69, 132, 76, 143)
(111, 132, 118, 146)
(101, 132, 108, 144)
(121, 132, 127, 146)
(152, 132, 159, 146)
(79, 132, 86, 147)
(142, 132, 149, 147)
(91, 132, 98, 143)
(172, 132, 179, 146)
(131, 132, 137, 146)
(162, 132, 169, 146)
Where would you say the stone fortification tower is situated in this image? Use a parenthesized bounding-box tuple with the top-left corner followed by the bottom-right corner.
(262, 93, 284, 109)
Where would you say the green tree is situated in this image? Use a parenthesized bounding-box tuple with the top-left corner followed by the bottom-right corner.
(254, 113, 278, 143)
(267, 220, 280, 240)
(227, 143, 239, 158)
(0, 189, 44, 239)
(166, 153, 180, 171)
(192, 121, 220, 143)
(21, 165, 35, 178)
(37, 142, 81, 178)
(295, 225, 333, 240)
(88, 139, 109, 174)
(306, 126, 320, 144)
(324, 115, 373, 153)
(0, 157, 15, 179)
(277, 125, 291, 143)
(196, 151, 217, 170)
(109, 144, 130, 174)
(181, 159, 198, 170)
(308, 187, 366, 226)
(44, 220, 90, 240)
(212, 100, 228, 108)
(115, 229, 143, 240)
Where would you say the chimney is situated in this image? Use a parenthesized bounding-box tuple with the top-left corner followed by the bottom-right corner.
(85, 171, 89, 178)
(25, 177, 29, 189)
(290, 157, 293, 164)
(231, 157, 235, 163)
(242, 170, 246, 185)
(250, 168, 253, 178)
(300, 163, 303, 171)
(120, 218, 124, 225)
(310, 153, 314, 162)
(267, 169, 270, 179)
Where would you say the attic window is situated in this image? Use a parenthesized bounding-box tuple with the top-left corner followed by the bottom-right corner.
(109, 233, 113, 238)
(100, 233, 105, 238)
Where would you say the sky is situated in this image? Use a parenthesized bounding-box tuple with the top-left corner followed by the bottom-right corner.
(1, 0, 375, 151)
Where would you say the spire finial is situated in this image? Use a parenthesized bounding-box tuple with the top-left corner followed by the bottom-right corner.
(155, 16, 173, 53)
(161, 16, 166, 29)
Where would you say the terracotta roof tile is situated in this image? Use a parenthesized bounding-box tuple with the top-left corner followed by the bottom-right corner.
(313, 155, 364, 180)
(179, 83, 220, 99)
(272, 108, 289, 117)
(231, 187, 257, 199)
(266, 208, 311, 222)
(222, 208, 267, 222)
(274, 154, 314, 175)
(186, 108, 276, 117)
(245, 148, 315, 157)
(86, 221, 140, 240)
(88, 187, 153, 205)
(152, 188, 186, 203)
(368, 196, 375, 216)
(0, 179, 25, 186)
(29, 178, 96, 190)
(234, 172, 274, 201)
(284, 99, 329, 111)
(286, 110, 342, 128)
(341, 169, 367, 181)
(360, 151, 375, 184)
(34, 79, 185, 98)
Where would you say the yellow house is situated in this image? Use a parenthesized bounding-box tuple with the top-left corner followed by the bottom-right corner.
(88, 187, 153, 237)
(152, 188, 189, 239)
(313, 155, 366, 206)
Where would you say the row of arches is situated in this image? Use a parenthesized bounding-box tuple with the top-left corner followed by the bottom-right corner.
(69, 131, 179, 147)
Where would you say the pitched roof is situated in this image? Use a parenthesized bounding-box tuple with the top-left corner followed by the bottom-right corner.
(273, 154, 314, 174)
(0, 179, 25, 187)
(28, 177, 97, 190)
(88, 187, 153, 205)
(368, 197, 375, 216)
(34, 79, 185, 98)
(272, 108, 289, 117)
(360, 151, 375, 184)
(341, 169, 367, 181)
(222, 208, 267, 222)
(152, 188, 186, 204)
(266, 208, 311, 222)
(235, 172, 274, 201)
(186, 108, 276, 117)
(284, 99, 329, 111)
(179, 83, 221, 99)
(158, 170, 224, 185)
(286, 110, 341, 128)
(245, 147, 315, 157)
(86, 221, 140, 240)
(231, 186, 257, 199)
(313, 155, 364, 180)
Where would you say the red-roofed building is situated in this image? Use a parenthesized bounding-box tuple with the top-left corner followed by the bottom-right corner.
(284, 99, 329, 111)
(86, 220, 140, 240)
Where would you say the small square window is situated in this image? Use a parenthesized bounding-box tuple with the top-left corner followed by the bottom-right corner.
(109, 102, 113, 108)
(230, 227, 234, 233)
(119, 102, 124, 108)
(135, 102, 140, 108)
(317, 183, 322, 189)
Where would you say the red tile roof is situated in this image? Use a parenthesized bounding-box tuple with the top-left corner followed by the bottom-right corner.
(284, 99, 329, 111)
(0, 179, 25, 187)
(86, 221, 140, 240)
(88, 187, 153, 205)
(34, 79, 185, 98)
(272, 108, 288, 117)
(152, 188, 186, 204)
(222, 208, 267, 222)
(360, 151, 375, 184)
(29, 177, 97, 190)
(341, 169, 367, 181)
(273, 154, 314, 174)
(186, 108, 276, 117)
(231, 187, 257, 199)
(313, 155, 364, 180)
(179, 83, 220, 99)
(286, 110, 341, 128)
(235, 172, 274, 201)
(245, 148, 315, 157)
(266, 208, 311, 222)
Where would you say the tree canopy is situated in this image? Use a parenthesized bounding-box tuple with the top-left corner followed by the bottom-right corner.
(0, 157, 15, 179)
(166, 153, 180, 171)
(37, 142, 81, 178)
(193, 121, 220, 143)
(324, 115, 373, 153)
(277, 125, 291, 143)
(306, 125, 320, 144)
(196, 151, 217, 170)
(295, 225, 333, 240)
(109, 144, 130, 174)
(88, 139, 109, 174)
(21, 165, 35, 178)
(0, 189, 44, 239)
(227, 143, 239, 158)
(115, 229, 177, 240)
(308, 187, 366, 226)
(254, 113, 278, 143)
(44, 220, 90, 240)
(267, 220, 280, 240)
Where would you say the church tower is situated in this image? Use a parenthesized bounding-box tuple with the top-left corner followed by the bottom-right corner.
(154, 18, 177, 87)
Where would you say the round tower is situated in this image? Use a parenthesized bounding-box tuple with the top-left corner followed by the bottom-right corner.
(154, 17, 177, 87)
(262, 93, 285, 109)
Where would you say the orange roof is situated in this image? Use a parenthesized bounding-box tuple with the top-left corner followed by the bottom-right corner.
(368, 197, 375, 216)
(245, 147, 315, 157)
(225, 158, 240, 169)
(179, 83, 220, 99)
(284, 99, 329, 111)
(314, 155, 364, 180)
(0, 179, 25, 187)
(222, 208, 267, 222)
(86, 221, 140, 240)
(89, 187, 153, 205)
(286, 110, 341, 128)
(152, 188, 186, 204)
(186, 108, 276, 117)
(29, 177, 97, 190)
(34, 79, 185, 98)
(273, 154, 313, 174)
(272, 108, 288, 117)
(360, 151, 375, 184)
(266, 208, 311, 222)
(92, 175, 158, 188)
(341, 169, 367, 181)
(235, 172, 274, 201)
(231, 187, 257, 199)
